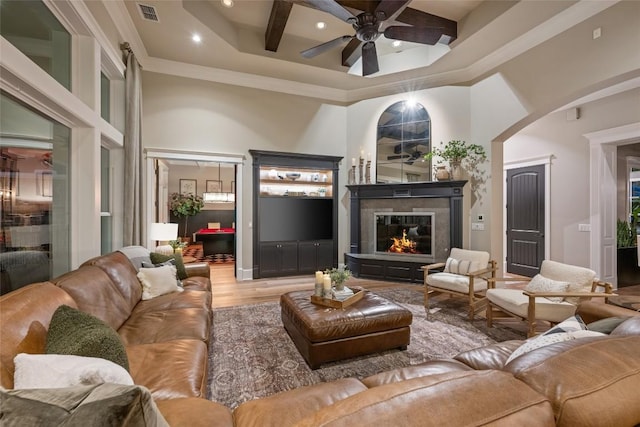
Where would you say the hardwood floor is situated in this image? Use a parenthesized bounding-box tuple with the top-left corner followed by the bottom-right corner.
(209, 264, 419, 308)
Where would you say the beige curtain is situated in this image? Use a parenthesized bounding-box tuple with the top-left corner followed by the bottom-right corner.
(123, 48, 144, 246)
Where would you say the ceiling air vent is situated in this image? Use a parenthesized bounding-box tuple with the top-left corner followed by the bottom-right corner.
(137, 3, 159, 22)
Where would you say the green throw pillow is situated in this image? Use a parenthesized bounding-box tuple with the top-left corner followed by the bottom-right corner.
(150, 252, 188, 280)
(46, 305, 129, 372)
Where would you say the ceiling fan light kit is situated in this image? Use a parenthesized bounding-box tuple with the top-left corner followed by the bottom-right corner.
(300, 0, 453, 77)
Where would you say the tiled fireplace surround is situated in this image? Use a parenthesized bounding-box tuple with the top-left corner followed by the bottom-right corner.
(345, 181, 466, 283)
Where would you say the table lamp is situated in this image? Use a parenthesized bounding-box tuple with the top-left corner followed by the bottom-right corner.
(149, 222, 178, 255)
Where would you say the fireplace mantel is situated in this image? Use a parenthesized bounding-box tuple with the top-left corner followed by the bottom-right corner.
(346, 181, 468, 283)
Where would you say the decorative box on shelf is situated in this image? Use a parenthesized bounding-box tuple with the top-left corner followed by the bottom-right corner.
(310, 287, 364, 309)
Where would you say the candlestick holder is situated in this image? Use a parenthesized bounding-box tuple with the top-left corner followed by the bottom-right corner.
(358, 157, 364, 184)
(348, 165, 356, 185)
(365, 160, 371, 184)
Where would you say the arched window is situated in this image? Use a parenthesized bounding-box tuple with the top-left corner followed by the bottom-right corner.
(376, 101, 431, 183)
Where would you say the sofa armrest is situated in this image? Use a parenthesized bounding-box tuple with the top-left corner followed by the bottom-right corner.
(577, 300, 640, 323)
(185, 262, 210, 279)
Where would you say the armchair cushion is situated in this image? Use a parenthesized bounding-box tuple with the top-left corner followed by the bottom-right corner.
(427, 273, 487, 293)
(524, 274, 570, 303)
(486, 289, 576, 323)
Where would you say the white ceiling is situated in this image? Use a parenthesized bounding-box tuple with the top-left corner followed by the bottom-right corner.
(115, 0, 628, 101)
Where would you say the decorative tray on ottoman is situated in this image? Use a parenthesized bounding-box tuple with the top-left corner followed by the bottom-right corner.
(310, 287, 365, 309)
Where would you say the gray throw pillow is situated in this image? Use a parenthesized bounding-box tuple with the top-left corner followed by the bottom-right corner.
(0, 383, 168, 427)
(46, 305, 129, 372)
(587, 317, 629, 334)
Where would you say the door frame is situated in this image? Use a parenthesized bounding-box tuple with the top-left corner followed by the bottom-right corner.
(585, 122, 640, 287)
(144, 149, 248, 280)
(503, 155, 552, 274)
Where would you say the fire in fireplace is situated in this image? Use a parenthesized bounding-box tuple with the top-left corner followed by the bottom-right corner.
(375, 212, 434, 256)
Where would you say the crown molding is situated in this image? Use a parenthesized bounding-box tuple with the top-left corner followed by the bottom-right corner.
(103, 0, 620, 104)
(144, 57, 350, 103)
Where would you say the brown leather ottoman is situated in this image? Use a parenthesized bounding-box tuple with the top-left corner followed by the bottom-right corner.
(280, 290, 412, 369)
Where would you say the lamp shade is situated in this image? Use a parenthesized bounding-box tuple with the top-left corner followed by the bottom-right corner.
(149, 222, 178, 241)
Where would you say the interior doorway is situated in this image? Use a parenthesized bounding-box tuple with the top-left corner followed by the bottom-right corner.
(503, 156, 551, 275)
(506, 164, 545, 276)
(145, 150, 247, 280)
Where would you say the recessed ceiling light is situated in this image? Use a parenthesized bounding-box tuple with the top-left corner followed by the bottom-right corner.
(221, 0, 234, 7)
(392, 40, 402, 48)
(192, 34, 202, 43)
(316, 21, 326, 30)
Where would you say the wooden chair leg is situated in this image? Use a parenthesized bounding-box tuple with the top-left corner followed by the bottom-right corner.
(424, 284, 430, 312)
(486, 302, 493, 328)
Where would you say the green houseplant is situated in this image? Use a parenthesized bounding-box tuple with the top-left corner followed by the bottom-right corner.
(325, 267, 351, 291)
(169, 192, 204, 240)
(424, 140, 487, 180)
(617, 206, 640, 286)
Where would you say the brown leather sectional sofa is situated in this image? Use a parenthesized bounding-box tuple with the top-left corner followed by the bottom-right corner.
(1, 249, 639, 426)
(0, 249, 233, 426)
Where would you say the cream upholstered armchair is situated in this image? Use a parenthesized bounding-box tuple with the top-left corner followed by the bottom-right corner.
(422, 248, 497, 320)
(486, 260, 614, 337)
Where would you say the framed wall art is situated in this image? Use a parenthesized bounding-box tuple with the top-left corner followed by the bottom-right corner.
(179, 179, 197, 195)
(206, 180, 222, 192)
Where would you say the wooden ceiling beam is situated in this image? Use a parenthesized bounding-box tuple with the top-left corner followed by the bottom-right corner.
(396, 8, 457, 44)
(265, 0, 294, 52)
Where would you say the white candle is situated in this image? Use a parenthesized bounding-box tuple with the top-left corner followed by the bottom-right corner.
(360, 150, 364, 159)
(315, 271, 323, 285)
(367, 152, 371, 162)
(352, 157, 356, 166)
(323, 274, 331, 290)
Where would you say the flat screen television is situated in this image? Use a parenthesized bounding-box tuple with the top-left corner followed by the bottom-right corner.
(260, 197, 333, 242)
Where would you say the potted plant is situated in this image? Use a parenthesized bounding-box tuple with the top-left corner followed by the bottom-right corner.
(424, 140, 487, 180)
(617, 207, 640, 287)
(325, 267, 351, 291)
(169, 192, 204, 242)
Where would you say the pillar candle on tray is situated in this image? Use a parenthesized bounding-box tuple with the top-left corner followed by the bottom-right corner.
(314, 271, 324, 296)
(323, 274, 332, 298)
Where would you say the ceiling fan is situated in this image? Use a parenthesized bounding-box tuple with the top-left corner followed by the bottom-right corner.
(301, 0, 445, 76)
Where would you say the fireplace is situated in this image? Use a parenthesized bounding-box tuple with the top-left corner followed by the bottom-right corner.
(375, 212, 434, 256)
(345, 181, 467, 283)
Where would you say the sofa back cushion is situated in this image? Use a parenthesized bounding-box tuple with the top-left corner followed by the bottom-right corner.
(81, 251, 142, 314)
(0, 282, 77, 389)
(504, 336, 640, 427)
(294, 370, 554, 427)
(52, 266, 133, 330)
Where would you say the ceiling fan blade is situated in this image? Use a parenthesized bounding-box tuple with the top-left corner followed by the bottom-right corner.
(305, 0, 355, 23)
(361, 41, 379, 76)
(375, 0, 411, 22)
(384, 26, 444, 45)
(301, 35, 353, 58)
(342, 38, 362, 66)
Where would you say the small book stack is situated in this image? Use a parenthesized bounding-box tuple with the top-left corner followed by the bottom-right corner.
(331, 286, 354, 301)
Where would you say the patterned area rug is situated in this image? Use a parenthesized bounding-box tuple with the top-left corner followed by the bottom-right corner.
(182, 245, 234, 264)
(207, 287, 525, 409)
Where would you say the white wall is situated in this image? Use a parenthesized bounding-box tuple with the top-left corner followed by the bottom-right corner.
(142, 72, 348, 273)
(504, 88, 640, 267)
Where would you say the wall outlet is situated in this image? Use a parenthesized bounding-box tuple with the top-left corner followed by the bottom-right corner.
(578, 223, 591, 232)
(471, 222, 485, 231)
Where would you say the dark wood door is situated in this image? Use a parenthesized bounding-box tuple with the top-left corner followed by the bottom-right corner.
(258, 242, 280, 277)
(507, 165, 545, 277)
(297, 241, 318, 273)
(315, 240, 334, 271)
(280, 242, 299, 275)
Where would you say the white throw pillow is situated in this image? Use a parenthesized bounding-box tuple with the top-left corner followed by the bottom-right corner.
(506, 329, 605, 364)
(524, 274, 570, 303)
(137, 265, 183, 300)
(443, 258, 481, 275)
(13, 353, 134, 389)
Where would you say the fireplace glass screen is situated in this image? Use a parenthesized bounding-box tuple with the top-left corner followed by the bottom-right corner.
(375, 213, 433, 255)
